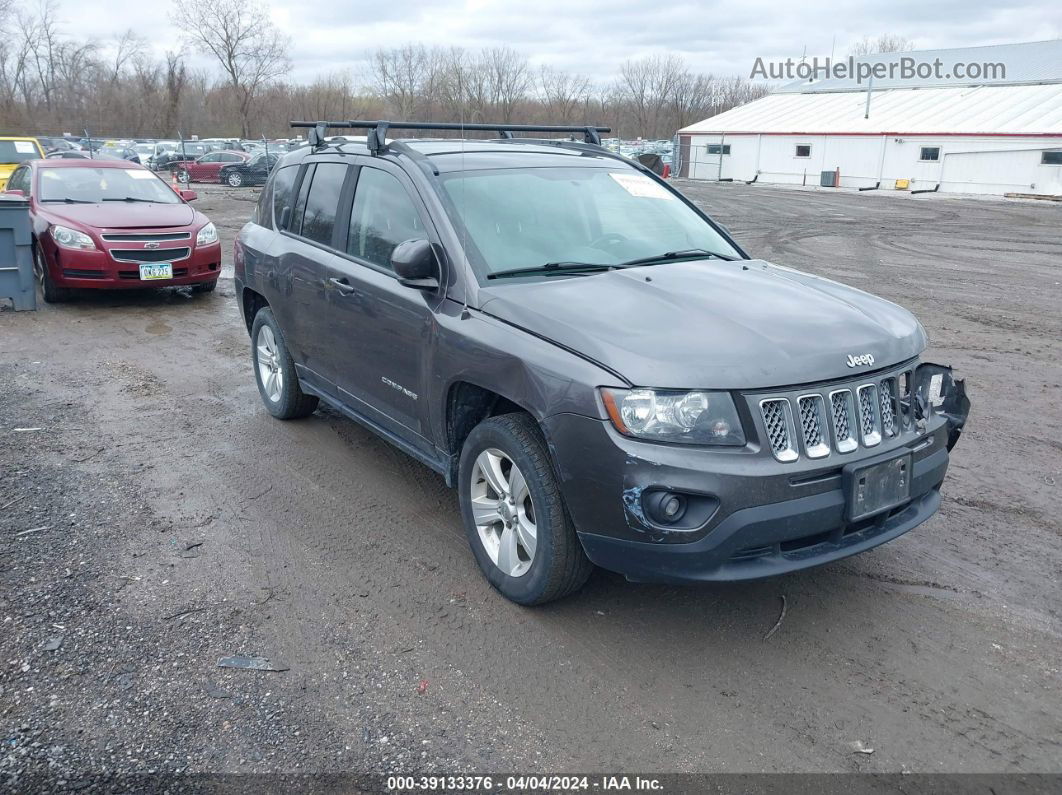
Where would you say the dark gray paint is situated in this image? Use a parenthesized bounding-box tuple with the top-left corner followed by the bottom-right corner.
(234, 138, 963, 581)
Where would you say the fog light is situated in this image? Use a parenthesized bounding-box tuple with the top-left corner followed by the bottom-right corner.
(662, 495, 682, 518)
(643, 490, 687, 524)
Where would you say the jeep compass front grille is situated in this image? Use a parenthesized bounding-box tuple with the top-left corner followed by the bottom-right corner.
(797, 395, 830, 458)
(760, 399, 797, 462)
(879, 378, 897, 437)
(754, 366, 916, 462)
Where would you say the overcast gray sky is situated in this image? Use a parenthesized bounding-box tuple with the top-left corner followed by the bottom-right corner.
(61, 0, 1062, 84)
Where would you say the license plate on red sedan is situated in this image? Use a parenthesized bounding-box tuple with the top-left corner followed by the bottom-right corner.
(844, 451, 911, 521)
(139, 263, 173, 280)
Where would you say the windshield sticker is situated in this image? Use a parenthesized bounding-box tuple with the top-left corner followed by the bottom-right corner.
(608, 172, 673, 200)
(14, 141, 36, 153)
(127, 170, 156, 179)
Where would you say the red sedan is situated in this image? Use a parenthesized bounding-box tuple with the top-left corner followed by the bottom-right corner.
(2, 159, 222, 301)
(175, 150, 249, 184)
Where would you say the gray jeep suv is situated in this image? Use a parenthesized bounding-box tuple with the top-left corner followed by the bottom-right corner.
(234, 120, 970, 605)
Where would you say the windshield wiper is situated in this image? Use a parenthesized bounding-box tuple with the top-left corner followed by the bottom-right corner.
(487, 262, 614, 280)
(615, 249, 732, 268)
(40, 197, 94, 203)
(101, 197, 157, 203)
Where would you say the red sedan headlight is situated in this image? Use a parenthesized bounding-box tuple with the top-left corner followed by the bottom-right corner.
(51, 224, 97, 251)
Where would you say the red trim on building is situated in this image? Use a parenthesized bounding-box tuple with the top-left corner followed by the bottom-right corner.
(682, 131, 1062, 138)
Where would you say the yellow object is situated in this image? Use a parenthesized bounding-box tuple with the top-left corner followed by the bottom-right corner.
(0, 136, 45, 191)
(894, 178, 911, 190)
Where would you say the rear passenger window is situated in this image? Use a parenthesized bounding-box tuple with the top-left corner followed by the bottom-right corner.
(299, 163, 348, 246)
(272, 166, 298, 229)
(347, 168, 423, 270)
(289, 164, 315, 235)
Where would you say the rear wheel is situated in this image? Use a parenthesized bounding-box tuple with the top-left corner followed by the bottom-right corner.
(251, 307, 318, 419)
(459, 413, 593, 605)
(226, 171, 243, 187)
(34, 244, 72, 303)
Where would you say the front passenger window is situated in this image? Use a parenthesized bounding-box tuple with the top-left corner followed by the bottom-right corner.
(347, 168, 424, 270)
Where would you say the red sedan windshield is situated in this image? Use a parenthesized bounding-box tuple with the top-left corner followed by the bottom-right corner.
(38, 167, 181, 204)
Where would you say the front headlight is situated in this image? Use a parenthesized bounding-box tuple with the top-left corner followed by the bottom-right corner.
(196, 222, 218, 246)
(51, 224, 97, 251)
(601, 388, 746, 446)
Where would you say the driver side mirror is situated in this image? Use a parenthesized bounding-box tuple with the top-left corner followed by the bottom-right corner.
(179, 189, 197, 202)
(391, 239, 439, 290)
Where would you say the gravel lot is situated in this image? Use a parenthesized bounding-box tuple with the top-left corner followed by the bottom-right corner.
(1, 180, 1060, 788)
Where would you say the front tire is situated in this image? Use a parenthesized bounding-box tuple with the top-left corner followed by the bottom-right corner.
(251, 307, 318, 419)
(34, 244, 72, 303)
(226, 171, 243, 187)
(191, 281, 217, 294)
(176, 168, 190, 184)
(459, 413, 592, 605)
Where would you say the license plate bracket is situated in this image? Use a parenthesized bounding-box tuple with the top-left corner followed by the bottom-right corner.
(139, 263, 173, 281)
(843, 449, 912, 522)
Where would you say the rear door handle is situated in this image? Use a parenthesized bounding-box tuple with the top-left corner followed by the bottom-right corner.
(329, 277, 356, 296)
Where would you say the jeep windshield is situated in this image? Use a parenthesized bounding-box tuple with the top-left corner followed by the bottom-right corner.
(439, 166, 740, 279)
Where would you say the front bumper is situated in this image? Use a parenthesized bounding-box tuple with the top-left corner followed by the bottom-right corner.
(543, 386, 958, 584)
(48, 241, 222, 289)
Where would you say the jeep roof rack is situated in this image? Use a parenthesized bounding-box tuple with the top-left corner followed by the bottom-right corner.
(290, 120, 611, 155)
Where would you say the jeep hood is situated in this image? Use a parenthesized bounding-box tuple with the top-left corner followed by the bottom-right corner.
(477, 259, 926, 389)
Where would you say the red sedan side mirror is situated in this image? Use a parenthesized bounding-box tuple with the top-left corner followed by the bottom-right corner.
(179, 189, 198, 202)
(3, 189, 25, 197)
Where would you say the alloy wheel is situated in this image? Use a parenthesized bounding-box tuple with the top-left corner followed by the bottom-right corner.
(470, 448, 537, 577)
(256, 325, 284, 403)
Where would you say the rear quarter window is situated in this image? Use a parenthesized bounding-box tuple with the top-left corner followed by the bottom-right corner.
(271, 165, 299, 230)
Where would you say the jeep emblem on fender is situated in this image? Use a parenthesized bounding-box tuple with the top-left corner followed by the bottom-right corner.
(846, 353, 875, 367)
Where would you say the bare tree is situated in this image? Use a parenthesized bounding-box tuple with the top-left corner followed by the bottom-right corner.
(482, 47, 529, 122)
(0, 4, 770, 140)
(618, 54, 686, 138)
(171, 0, 290, 137)
(850, 34, 915, 56)
(373, 44, 431, 119)
(162, 51, 187, 137)
(538, 65, 591, 124)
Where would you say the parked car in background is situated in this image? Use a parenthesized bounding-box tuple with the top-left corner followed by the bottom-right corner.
(133, 141, 177, 169)
(154, 142, 214, 171)
(46, 150, 91, 159)
(0, 136, 45, 191)
(99, 145, 141, 164)
(175, 150, 249, 184)
(219, 151, 279, 187)
(37, 137, 80, 154)
(2, 159, 221, 301)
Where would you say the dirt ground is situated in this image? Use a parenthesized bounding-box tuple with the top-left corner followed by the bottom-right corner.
(1, 180, 1060, 786)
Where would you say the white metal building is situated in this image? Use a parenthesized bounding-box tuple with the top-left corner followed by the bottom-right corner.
(677, 41, 1062, 196)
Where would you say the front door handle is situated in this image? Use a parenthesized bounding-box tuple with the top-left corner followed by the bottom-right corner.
(329, 277, 356, 296)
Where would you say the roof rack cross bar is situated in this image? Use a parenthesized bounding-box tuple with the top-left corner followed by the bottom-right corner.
(291, 120, 611, 153)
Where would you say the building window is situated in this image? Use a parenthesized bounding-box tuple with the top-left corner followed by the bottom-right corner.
(1042, 151, 1062, 165)
(706, 144, 731, 155)
(795, 144, 811, 158)
(920, 147, 941, 162)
